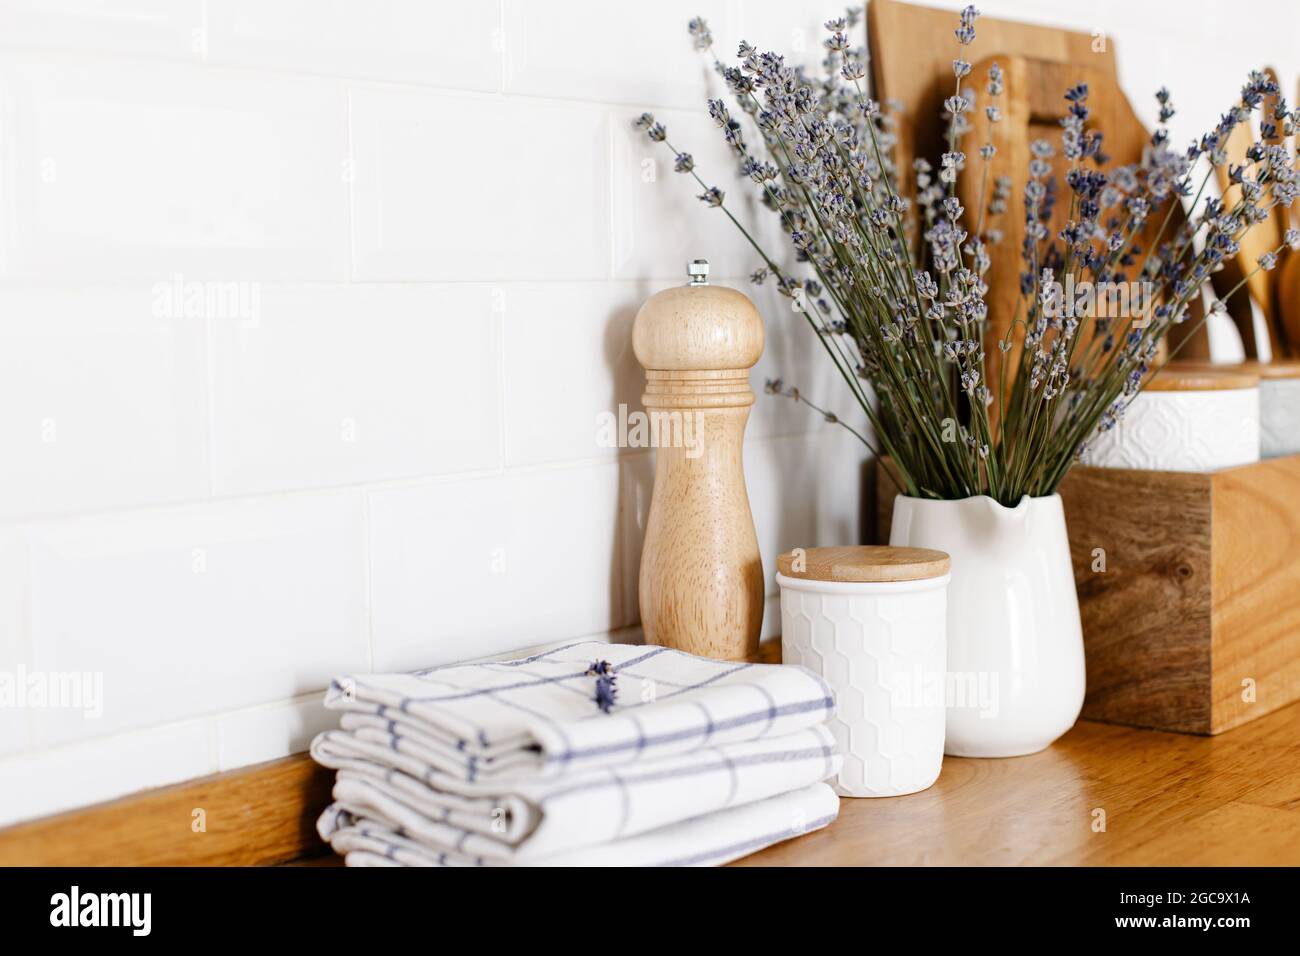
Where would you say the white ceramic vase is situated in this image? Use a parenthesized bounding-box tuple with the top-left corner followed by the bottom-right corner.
(889, 494, 1085, 757)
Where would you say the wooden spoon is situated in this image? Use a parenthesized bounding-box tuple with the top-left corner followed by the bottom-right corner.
(1276, 249, 1300, 358)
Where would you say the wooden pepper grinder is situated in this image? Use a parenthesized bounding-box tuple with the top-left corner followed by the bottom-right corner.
(632, 259, 765, 661)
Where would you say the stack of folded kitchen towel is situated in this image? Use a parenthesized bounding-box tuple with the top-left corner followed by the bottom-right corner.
(311, 641, 842, 866)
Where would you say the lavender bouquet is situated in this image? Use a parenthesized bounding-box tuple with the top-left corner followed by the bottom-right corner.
(635, 6, 1300, 504)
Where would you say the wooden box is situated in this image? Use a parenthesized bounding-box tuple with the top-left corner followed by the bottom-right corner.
(873, 456, 1300, 735)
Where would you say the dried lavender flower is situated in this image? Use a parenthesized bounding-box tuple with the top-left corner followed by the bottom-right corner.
(687, 17, 712, 51)
(585, 660, 617, 714)
(698, 186, 725, 207)
(987, 61, 1003, 96)
(643, 4, 1299, 504)
(955, 5, 979, 45)
(634, 112, 667, 143)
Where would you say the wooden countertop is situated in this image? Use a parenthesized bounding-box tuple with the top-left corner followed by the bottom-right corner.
(735, 642, 1300, 865)
(297, 694, 1300, 867)
(303, 641, 1300, 866)
(6, 640, 1297, 866)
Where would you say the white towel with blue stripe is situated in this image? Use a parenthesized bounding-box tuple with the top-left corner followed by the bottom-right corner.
(320, 782, 839, 867)
(314, 722, 838, 861)
(317, 641, 836, 781)
(311, 641, 841, 865)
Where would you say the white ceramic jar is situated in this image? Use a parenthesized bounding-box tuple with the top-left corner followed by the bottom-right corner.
(777, 546, 950, 798)
(1258, 364, 1300, 458)
(1223, 360, 1300, 458)
(1080, 367, 1260, 471)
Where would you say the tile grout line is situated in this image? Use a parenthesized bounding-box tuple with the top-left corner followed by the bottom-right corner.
(0, 620, 642, 825)
(0, 430, 835, 529)
(198, 0, 209, 63)
(207, 717, 219, 777)
(361, 491, 375, 672)
(0, 713, 214, 767)
(202, 313, 219, 500)
(605, 74, 618, 282)
(0, 688, 336, 770)
(495, 289, 508, 472)
(0, 275, 770, 290)
(0, 41, 728, 113)
(497, 0, 508, 92)
(344, 82, 356, 285)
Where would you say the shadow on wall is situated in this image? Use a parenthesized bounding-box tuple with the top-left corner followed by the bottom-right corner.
(607, 286, 648, 635)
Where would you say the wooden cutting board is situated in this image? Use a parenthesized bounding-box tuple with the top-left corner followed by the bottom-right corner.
(867, 0, 1212, 387)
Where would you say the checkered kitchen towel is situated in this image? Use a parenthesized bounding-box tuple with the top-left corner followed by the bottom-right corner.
(313, 722, 838, 861)
(310, 641, 841, 864)
(316, 640, 835, 783)
(319, 782, 840, 867)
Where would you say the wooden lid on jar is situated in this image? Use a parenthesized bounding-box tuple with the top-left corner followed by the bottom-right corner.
(1144, 365, 1260, 391)
(777, 545, 950, 583)
(1170, 358, 1300, 382)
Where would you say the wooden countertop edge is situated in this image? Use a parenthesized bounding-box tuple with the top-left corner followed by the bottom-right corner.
(0, 751, 335, 867)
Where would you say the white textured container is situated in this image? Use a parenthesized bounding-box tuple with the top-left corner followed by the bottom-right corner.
(1204, 360, 1300, 459)
(889, 494, 1084, 758)
(1262, 373, 1300, 458)
(1080, 367, 1260, 471)
(777, 546, 950, 798)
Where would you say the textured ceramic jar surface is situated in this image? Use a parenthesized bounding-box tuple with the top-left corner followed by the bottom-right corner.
(778, 573, 948, 798)
(1080, 387, 1260, 471)
(1261, 379, 1300, 458)
(889, 494, 1085, 758)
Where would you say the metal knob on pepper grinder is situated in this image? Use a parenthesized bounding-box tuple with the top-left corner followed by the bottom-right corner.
(632, 259, 765, 661)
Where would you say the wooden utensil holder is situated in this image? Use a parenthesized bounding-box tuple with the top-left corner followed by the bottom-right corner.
(873, 455, 1300, 735)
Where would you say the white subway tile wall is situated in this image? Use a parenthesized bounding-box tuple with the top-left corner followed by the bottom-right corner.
(501, 0, 739, 110)
(0, 0, 204, 61)
(22, 491, 368, 747)
(204, 0, 504, 90)
(0, 287, 209, 517)
(501, 281, 642, 466)
(348, 87, 611, 282)
(0, 55, 350, 281)
(0, 0, 1295, 827)
(611, 106, 759, 281)
(366, 462, 624, 673)
(208, 284, 503, 494)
